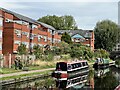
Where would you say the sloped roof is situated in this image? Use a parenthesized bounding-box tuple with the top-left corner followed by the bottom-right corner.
(0, 7, 55, 30)
(57, 29, 93, 38)
(72, 34, 84, 39)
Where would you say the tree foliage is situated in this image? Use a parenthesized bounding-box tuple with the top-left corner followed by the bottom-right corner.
(70, 44, 94, 60)
(61, 32, 72, 44)
(17, 44, 27, 55)
(38, 15, 78, 30)
(94, 20, 119, 51)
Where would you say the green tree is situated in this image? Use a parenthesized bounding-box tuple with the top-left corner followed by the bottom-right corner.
(17, 44, 27, 55)
(94, 20, 119, 51)
(38, 15, 78, 30)
(61, 32, 72, 44)
(33, 45, 43, 59)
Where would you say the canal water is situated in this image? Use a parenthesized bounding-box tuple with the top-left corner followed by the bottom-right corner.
(2, 66, 120, 90)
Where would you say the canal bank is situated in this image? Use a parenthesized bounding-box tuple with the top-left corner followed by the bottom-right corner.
(1, 68, 54, 86)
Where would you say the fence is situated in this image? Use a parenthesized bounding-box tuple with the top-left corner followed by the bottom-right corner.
(0, 54, 36, 68)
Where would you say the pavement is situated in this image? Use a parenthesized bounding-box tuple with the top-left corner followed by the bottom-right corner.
(1, 68, 55, 78)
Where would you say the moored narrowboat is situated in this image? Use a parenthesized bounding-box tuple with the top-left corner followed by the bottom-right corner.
(52, 60, 89, 80)
(93, 58, 109, 69)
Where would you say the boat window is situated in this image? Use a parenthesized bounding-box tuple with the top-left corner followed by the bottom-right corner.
(56, 62, 67, 71)
(85, 62, 88, 65)
(67, 64, 72, 70)
(82, 62, 86, 66)
(72, 64, 75, 69)
(78, 63, 81, 67)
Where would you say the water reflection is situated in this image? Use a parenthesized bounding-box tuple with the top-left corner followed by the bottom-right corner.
(94, 67, 119, 90)
(55, 69, 89, 89)
(1, 67, 120, 90)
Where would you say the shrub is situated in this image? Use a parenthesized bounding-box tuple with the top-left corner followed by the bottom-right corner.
(94, 49, 110, 58)
(33, 45, 43, 59)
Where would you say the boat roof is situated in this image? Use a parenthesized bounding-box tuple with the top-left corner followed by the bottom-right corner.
(57, 60, 87, 64)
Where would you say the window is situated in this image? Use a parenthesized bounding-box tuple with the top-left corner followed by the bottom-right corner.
(0, 44, 2, 50)
(22, 21, 29, 25)
(15, 29, 21, 38)
(30, 34, 34, 39)
(44, 36, 47, 42)
(38, 35, 41, 42)
(14, 41, 21, 45)
(0, 30, 2, 39)
(22, 42, 29, 48)
(32, 24, 37, 29)
(5, 18, 13, 22)
(22, 32, 29, 38)
(14, 20, 22, 24)
(0, 18, 3, 26)
(48, 29, 52, 34)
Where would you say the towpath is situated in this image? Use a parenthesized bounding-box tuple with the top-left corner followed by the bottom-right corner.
(1, 68, 55, 78)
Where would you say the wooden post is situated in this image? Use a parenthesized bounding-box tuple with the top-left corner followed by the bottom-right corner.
(9, 54, 11, 68)
(0, 60, 3, 68)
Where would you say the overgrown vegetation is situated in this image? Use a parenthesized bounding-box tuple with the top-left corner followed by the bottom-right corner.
(17, 44, 28, 55)
(61, 32, 72, 44)
(33, 45, 43, 59)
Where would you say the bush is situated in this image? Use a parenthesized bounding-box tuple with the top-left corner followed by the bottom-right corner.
(33, 45, 43, 59)
(94, 49, 110, 58)
(115, 59, 120, 65)
(42, 54, 54, 61)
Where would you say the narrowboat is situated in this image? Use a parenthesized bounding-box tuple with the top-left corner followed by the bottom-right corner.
(52, 60, 89, 80)
(93, 58, 109, 69)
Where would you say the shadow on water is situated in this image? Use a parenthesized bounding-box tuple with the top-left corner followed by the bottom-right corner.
(1, 67, 120, 90)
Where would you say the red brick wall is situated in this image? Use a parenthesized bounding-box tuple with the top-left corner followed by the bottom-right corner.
(2, 10, 61, 54)
(3, 23, 14, 54)
(0, 13, 3, 54)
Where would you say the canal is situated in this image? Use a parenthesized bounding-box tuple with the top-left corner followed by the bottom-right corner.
(1, 66, 120, 90)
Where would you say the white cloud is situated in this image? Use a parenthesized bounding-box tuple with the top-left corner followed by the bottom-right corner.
(0, 1, 118, 29)
(0, 2, 29, 9)
(0, 0, 119, 2)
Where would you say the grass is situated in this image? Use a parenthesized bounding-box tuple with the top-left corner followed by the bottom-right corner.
(1, 58, 71, 74)
(1, 70, 53, 80)
(0, 68, 21, 74)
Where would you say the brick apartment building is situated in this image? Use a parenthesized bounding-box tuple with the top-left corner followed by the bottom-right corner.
(0, 8, 61, 54)
(57, 30, 94, 50)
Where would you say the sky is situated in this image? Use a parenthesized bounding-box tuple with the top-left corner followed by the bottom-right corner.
(0, 0, 119, 29)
